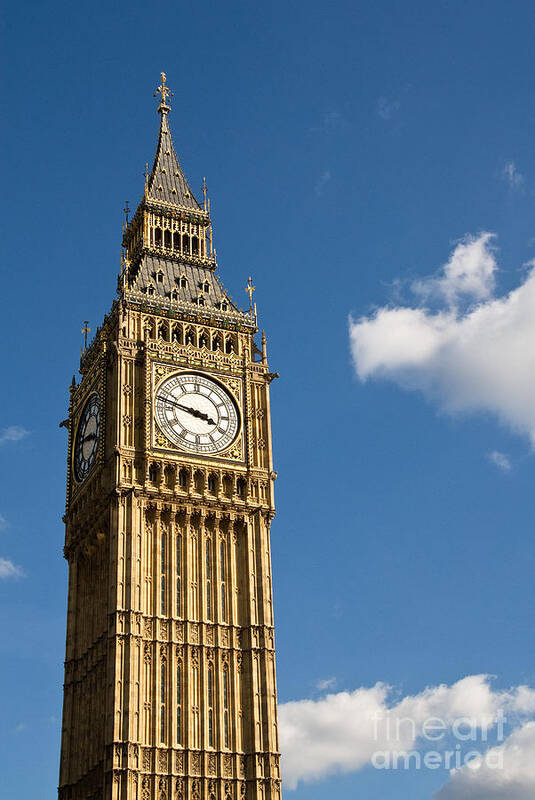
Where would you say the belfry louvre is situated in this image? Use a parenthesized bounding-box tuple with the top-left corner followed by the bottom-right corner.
(58, 73, 282, 800)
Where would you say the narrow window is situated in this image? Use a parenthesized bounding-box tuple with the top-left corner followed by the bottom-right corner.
(223, 666, 230, 748)
(178, 468, 188, 489)
(154, 227, 162, 246)
(236, 478, 246, 500)
(199, 332, 208, 348)
(180, 275, 188, 289)
(173, 231, 181, 250)
(157, 270, 164, 283)
(192, 236, 199, 255)
(160, 530, 167, 615)
(171, 289, 178, 301)
(198, 295, 205, 307)
(176, 662, 182, 744)
(212, 335, 221, 351)
(207, 473, 217, 493)
(203, 280, 210, 293)
(206, 539, 212, 620)
(160, 661, 166, 742)
(176, 534, 182, 617)
(225, 336, 234, 354)
(221, 301, 228, 311)
(182, 234, 190, 253)
(220, 540, 227, 623)
(164, 229, 172, 248)
(147, 285, 155, 296)
(208, 666, 214, 747)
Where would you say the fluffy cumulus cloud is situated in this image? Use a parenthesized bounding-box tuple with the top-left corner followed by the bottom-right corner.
(349, 233, 535, 445)
(0, 557, 24, 578)
(278, 674, 535, 790)
(436, 722, 535, 799)
(487, 450, 512, 471)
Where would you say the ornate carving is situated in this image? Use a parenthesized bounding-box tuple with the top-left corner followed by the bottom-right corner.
(208, 753, 217, 775)
(175, 751, 184, 773)
(223, 754, 233, 776)
(191, 752, 201, 774)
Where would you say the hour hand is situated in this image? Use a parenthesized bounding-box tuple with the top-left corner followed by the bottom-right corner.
(83, 433, 97, 442)
(160, 396, 215, 426)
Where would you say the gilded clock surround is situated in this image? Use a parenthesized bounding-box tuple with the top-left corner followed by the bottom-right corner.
(59, 73, 281, 800)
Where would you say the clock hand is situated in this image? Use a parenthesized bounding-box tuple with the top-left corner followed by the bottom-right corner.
(160, 396, 216, 426)
(82, 432, 98, 442)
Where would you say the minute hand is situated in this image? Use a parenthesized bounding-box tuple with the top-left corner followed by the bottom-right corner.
(160, 396, 215, 425)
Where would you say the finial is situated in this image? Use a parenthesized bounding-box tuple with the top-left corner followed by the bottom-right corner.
(245, 276, 256, 315)
(123, 200, 130, 224)
(154, 71, 174, 112)
(202, 177, 208, 212)
(261, 331, 268, 364)
(81, 320, 91, 352)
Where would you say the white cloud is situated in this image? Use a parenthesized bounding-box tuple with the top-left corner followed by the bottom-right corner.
(316, 677, 337, 691)
(279, 674, 535, 790)
(0, 557, 24, 578)
(349, 233, 535, 446)
(315, 170, 331, 197)
(487, 451, 512, 472)
(0, 513, 7, 530)
(502, 161, 524, 190)
(0, 425, 29, 445)
(436, 722, 535, 800)
(412, 233, 496, 308)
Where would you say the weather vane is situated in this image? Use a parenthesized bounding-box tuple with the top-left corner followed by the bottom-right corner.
(245, 276, 256, 316)
(81, 320, 91, 351)
(154, 71, 174, 108)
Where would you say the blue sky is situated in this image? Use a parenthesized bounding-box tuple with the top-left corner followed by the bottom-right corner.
(2, 1, 535, 797)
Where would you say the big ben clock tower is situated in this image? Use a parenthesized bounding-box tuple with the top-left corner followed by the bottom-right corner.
(58, 74, 282, 800)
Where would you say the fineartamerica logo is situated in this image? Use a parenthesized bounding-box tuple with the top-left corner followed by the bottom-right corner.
(370, 710, 506, 771)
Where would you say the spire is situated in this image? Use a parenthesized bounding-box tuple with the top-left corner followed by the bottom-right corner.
(147, 72, 200, 209)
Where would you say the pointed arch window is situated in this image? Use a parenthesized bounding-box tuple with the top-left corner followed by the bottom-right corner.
(179, 275, 188, 289)
(160, 529, 167, 616)
(202, 280, 210, 293)
(176, 661, 182, 745)
(147, 285, 155, 297)
(199, 332, 208, 348)
(223, 666, 230, 748)
(176, 533, 182, 617)
(173, 231, 181, 250)
(192, 236, 199, 255)
(164, 229, 172, 248)
(171, 289, 179, 301)
(207, 665, 214, 747)
(156, 270, 164, 284)
(197, 295, 205, 307)
(160, 659, 167, 743)
(220, 300, 228, 311)
(220, 539, 227, 623)
(206, 538, 212, 621)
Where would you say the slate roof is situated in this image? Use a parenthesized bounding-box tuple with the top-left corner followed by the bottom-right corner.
(147, 110, 200, 209)
(133, 255, 237, 310)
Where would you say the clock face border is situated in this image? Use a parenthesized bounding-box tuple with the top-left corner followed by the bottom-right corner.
(72, 390, 102, 484)
(150, 363, 245, 462)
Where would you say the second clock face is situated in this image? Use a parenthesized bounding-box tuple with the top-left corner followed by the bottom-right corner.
(155, 372, 239, 455)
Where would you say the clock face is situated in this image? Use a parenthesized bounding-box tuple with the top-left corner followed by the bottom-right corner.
(74, 393, 101, 482)
(155, 372, 240, 455)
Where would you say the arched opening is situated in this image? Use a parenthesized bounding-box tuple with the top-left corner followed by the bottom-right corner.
(164, 465, 175, 490)
(179, 275, 188, 289)
(148, 463, 160, 485)
(222, 475, 233, 498)
(171, 324, 182, 343)
(225, 336, 234, 354)
(171, 289, 178, 301)
(185, 328, 195, 346)
(154, 227, 162, 246)
(199, 332, 208, 348)
(178, 468, 188, 490)
(212, 335, 221, 351)
(203, 280, 210, 293)
(182, 234, 190, 253)
(236, 477, 246, 500)
(173, 231, 181, 250)
(194, 470, 204, 493)
(192, 236, 199, 255)
(207, 473, 217, 494)
(164, 229, 172, 248)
